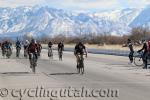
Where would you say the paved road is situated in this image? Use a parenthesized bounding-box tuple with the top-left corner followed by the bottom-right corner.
(0, 50, 150, 100)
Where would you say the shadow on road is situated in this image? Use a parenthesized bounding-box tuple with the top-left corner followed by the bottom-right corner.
(50, 72, 78, 76)
(0, 72, 38, 76)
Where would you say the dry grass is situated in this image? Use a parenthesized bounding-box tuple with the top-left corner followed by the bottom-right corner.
(42, 44, 142, 51)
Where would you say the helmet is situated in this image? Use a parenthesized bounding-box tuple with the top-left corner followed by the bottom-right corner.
(128, 39, 131, 42)
(26, 40, 29, 42)
(78, 41, 82, 45)
(31, 39, 35, 43)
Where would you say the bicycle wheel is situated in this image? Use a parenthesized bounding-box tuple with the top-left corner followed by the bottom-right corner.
(32, 65, 36, 73)
(48, 49, 53, 59)
(16, 49, 20, 57)
(134, 56, 143, 66)
(59, 52, 62, 61)
(77, 65, 80, 73)
(80, 60, 84, 74)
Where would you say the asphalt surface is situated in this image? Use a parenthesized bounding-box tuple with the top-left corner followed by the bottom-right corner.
(0, 49, 150, 100)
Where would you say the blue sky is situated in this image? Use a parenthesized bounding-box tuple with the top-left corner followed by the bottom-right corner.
(0, 0, 150, 12)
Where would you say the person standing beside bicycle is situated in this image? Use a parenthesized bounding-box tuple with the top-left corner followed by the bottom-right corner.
(37, 41, 42, 57)
(127, 39, 134, 64)
(74, 42, 87, 70)
(137, 40, 150, 69)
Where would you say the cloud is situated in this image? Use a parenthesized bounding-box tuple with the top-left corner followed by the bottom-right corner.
(45, 0, 121, 11)
(0, 0, 150, 11)
(121, 0, 150, 8)
(0, 0, 45, 8)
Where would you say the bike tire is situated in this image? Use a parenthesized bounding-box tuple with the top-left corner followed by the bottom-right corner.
(32, 66, 36, 73)
(134, 56, 143, 66)
(81, 61, 84, 74)
(59, 54, 62, 61)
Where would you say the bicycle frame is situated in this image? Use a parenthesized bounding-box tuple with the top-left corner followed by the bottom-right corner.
(6, 48, 11, 58)
(16, 47, 21, 57)
(48, 47, 53, 57)
(30, 53, 37, 73)
(76, 53, 85, 74)
(134, 51, 144, 66)
(58, 49, 63, 61)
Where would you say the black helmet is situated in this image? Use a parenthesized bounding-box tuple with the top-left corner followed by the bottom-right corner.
(128, 39, 131, 42)
(31, 39, 35, 43)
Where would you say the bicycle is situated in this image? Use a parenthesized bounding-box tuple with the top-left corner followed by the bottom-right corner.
(76, 54, 86, 74)
(48, 47, 53, 59)
(2, 48, 6, 57)
(24, 49, 28, 58)
(134, 51, 144, 66)
(16, 47, 21, 58)
(30, 53, 37, 74)
(58, 49, 63, 61)
(6, 48, 12, 58)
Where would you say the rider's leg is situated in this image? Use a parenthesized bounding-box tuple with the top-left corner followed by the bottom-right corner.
(129, 52, 134, 63)
(34, 53, 38, 66)
(2, 49, 4, 56)
(76, 55, 80, 67)
(29, 53, 32, 68)
(143, 53, 148, 69)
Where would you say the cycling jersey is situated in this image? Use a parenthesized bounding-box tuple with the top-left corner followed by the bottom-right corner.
(74, 44, 86, 55)
(127, 41, 134, 52)
(5, 42, 11, 49)
(58, 43, 64, 51)
(48, 42, 53, 48)
(16, 41, 21, 49)
(28, 43, 38, 53)
(24, 41, 29, 49)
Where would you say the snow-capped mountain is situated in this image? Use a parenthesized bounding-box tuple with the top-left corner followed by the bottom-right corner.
(0, 5, 147, 38)
(130, 6, 150, 27)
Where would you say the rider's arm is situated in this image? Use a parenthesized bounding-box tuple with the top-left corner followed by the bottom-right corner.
(40, 45, 42, 49)
(84, 48, 88, 57)
(62, 44, 64, 51)
(58, 44, 59, 51)
(138, 43, 146, 52)
(74, 46, 77, 55)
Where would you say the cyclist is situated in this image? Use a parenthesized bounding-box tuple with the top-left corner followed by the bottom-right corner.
(15, 39, 21, 57)
(1, 41, 6, 57)
(27, 39, 38, 68)
(74, 42, 87, 71)
(58, 42, 64, 60)
(138, 40, 148, 69)
(48, 41, 53, 57)
(4, 41, 12, 58)
(127, 39, 134, 64)
(24, 40, 30, 57)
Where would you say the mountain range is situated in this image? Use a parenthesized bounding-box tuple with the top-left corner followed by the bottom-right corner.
(0, 5, 150, 38)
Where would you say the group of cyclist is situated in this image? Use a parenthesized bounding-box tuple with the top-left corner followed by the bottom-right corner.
(0, 39, 88, 74)
(127, 39, 150, 69)
(1, 37, 150, 73)
(1, 41, 12, 58)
